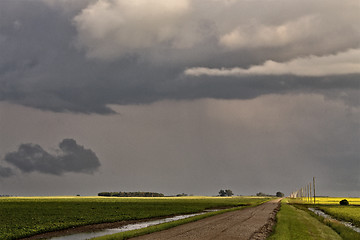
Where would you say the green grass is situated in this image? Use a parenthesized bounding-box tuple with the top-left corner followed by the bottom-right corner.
(285, 199, 360, 240)
(287, 197, 360, 239)
(295, 204, 360, 240)
(268, 202, 342, 240)
(0, 196, 270, 240)
(318, 205, 360, 227)
(321, 218, 360, 240)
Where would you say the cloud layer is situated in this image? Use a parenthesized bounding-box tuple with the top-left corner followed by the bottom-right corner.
(0, 166, 14, 178)
(74, 0, 191, 59)
(3, 139, 100, 175)
(0, 0, 359, 114)
(185, 48, 360, 77)
(219, 16, 316, 49)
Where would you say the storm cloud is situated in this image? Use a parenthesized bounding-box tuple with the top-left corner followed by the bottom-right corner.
(4, 139, 100, 175)
(0, 166, 14, 178)
(0, 0, 359, 113)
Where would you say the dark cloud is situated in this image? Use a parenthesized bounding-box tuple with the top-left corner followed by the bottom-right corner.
(0, 166, 14, 178)
(4, 139, 100, 175)
(0, 0, 359, 114)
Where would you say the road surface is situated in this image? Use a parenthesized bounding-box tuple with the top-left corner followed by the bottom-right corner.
(132, 198, 281, 240)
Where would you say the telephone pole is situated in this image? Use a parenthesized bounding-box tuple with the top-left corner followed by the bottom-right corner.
(313, 177, 316, 204)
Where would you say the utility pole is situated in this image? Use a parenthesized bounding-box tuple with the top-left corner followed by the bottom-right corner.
(307, 184, 309, 202)
(313, 177, 316, 204)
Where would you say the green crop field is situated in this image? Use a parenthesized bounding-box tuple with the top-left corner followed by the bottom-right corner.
(317, 206, 360, 227)
(0, 196, 270, 240)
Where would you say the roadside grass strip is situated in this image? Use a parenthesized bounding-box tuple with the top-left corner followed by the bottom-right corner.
(268, 203, 342, 240)
(295, 204, 360, 240)
(294, 203, 360, 240)
(0, 196, 270, 240)
(287, 197, 360, 239)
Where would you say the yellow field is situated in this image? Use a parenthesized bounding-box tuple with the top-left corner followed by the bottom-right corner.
(293, 197, 360, 205)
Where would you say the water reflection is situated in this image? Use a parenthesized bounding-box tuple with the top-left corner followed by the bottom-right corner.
(308, 208, 360, 233)
(48, 211, 217, 240)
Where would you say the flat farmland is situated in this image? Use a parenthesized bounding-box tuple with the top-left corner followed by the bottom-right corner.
(291, 197, 360, 227)
(315, 197, 360, 205)
(317, 205, 360, 227)
(280, 198, 360, 240)
(0, 196, 270, 240)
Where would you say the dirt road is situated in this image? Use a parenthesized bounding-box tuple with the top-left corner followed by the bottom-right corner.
(132, 199, 281, 240)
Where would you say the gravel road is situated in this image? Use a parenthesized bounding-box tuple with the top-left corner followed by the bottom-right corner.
(131, 198, 281, 240)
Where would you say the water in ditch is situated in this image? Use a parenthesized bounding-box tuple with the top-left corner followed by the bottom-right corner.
(47, 210, 220, 240)
(308, 208, 360, 233)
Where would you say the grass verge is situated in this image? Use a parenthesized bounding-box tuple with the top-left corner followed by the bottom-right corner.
(293, 204, 360, 240)
(268, 201, 342, 240)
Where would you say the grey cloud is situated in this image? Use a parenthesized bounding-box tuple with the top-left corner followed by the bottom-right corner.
(0, 0, 359, 114)
(4, 139, 100, 175)
(73, 0, 192, 60)
(0, 166, 14, 178)
(75, 0, 360, 60)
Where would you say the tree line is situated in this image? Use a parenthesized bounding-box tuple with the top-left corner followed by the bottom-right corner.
(256, 192, 284, 197)
(98, 191, 164, 197)
(218, 189, 234, 196)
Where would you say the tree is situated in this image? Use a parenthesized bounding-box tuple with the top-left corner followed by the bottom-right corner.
(225, 189, 233, 196)
(176, 193, 188, 197)
(219, 189, 226, 196)
(256, 192, 267, 196)
(276, 192, 284, 197)
(219, 189, 233, 197)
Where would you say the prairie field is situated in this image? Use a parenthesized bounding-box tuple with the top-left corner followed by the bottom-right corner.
(283, 197, 360, 239)
(315, 197, 360, 205)
(293, 197, 360, 205)
(290, 197, 360, 226)
(317, 206, 360, 227)
(0, 196, 270, 240)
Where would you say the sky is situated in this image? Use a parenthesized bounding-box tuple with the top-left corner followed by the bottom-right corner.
(0, 0, 359, 197)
